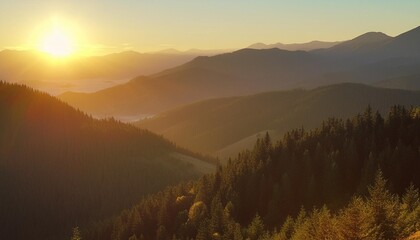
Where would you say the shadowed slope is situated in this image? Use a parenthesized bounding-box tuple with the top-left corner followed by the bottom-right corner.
(0, 82, 212, 240)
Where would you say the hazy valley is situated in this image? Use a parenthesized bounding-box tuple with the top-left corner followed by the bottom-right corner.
(0, 49, 199, 94)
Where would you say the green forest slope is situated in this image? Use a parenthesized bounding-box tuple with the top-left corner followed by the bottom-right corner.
(88, 106, 420, 240)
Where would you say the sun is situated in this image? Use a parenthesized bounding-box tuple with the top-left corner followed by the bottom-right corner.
(40, 27, 75, 57)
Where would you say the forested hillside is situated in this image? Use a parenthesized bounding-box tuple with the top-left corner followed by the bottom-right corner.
(0, 82, 212, 240)
(87, 106, 420, 240)
(137, 83, 420, 158)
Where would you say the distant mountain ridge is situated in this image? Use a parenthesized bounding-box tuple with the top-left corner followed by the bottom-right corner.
(375, 25, 420, 58)
(154, 48, 232, 56)
(313, 27, 420, 60)
(59, 26, 420, 117)
(312, 32, 392, 57)
(248, 40, 340, 51)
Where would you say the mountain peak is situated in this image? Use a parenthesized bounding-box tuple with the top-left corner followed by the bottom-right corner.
(313, 31, 392, 56)
(349, 32, 391, 44)
(380, 25, 420, 57)
(248, 42, 270, 49)
(394, 25, 420, 40)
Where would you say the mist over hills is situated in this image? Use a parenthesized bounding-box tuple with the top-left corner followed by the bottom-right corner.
(374, 74, 420, 90)
(58, 26, 420, 118)
(136, 83, 420, 158)
(59, 67, 246, 117)
(0, 50, 197, 94)
(0, 82, 213, 240)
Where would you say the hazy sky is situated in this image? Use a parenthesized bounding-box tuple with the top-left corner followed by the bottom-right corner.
(1, 0, 419, 54)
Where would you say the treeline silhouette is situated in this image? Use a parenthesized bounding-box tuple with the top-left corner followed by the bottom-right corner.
(86, 106, 420, 240)
(0, 82, 210, 240)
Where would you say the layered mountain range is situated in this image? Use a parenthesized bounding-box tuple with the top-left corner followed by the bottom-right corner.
(59, 26, 420, 117)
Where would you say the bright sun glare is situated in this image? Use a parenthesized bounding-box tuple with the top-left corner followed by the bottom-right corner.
(40, 27, 75, 57)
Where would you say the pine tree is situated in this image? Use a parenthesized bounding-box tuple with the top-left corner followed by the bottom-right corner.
(366, 170, 399, 240)
(196, 220, 211, 240)
(71, 227, 82, 240)
(188, 201, 208, 226)
(128, 234, 138, 240)
(402, 184, 420, 212)
(275, 216, 294, 240)
(232, 223, 244, 240)
(337, 197, 371, 240)
(156, 225, 168, 240)
(247, 214, 264, 240)
(397, 184, 420, 238)
(210, 194, 224, 235)
(292, 206, 338, 240)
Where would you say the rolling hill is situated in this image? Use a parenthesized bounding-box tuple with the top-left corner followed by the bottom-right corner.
(59, 26, 420, 118)
(136, 83, 420, 158)
(59, 67, 247, 117)
(373, 74, 420, 90)
(0, 82, 214, 240)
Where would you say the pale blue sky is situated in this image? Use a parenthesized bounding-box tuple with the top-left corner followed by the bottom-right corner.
(1, 0, 419, 54)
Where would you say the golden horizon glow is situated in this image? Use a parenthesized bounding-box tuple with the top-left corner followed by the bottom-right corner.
(1, 1, 420, 55)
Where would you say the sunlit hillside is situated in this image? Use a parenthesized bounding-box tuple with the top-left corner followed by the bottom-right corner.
(87, 106, 420, 240)
(137, 83, 420, 157)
